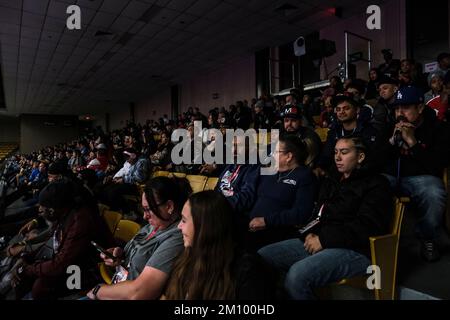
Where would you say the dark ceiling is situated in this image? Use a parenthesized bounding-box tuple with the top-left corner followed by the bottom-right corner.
(0, 0, 374, 115)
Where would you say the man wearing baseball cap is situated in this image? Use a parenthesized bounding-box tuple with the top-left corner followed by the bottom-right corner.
(383, 85, 450, 262)
(280, 104, 322, 168)
(371, 75, 399, 133)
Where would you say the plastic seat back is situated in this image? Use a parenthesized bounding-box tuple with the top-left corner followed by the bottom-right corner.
(102, 210, 123, 234)
(186, 175, 207, 193)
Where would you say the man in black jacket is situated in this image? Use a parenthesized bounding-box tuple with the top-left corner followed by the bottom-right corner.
(281, 105, 322, 168)
(315, 95, 385, 175)
(370, 76, 398, 134)
(383, 85, 450, 262)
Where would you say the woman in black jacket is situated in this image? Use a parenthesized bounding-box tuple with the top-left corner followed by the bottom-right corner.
(258, 136, 393, 299)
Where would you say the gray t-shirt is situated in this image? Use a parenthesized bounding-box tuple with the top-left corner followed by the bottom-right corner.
(123, 222, 184, 280)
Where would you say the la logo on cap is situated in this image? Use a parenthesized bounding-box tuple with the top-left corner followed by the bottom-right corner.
(397, 91, 403, 99)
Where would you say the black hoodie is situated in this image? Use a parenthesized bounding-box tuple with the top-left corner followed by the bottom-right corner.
(305, 168, 393, 258)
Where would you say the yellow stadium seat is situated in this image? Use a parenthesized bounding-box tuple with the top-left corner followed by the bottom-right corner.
(186, 175, 208, 193)
(99, 262, 114, 285)
(314, 127, 329, 143)
(102, 210, 123, 234)
(333, 197, 407, 300)
(114, 220, 141, 244)
(169, 172, 187, 178)
(152, 170, 170, 178)
(99, 219, 141, 285)
(204, 177, 219, 190)
(257, 132, 271, 145)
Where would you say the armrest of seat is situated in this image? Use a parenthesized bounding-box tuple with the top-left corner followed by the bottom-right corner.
(399, 197, 410, 203)
(368, 234, 399, 300)
(99, 262, 114, 285)
(369, 234, 398, 264)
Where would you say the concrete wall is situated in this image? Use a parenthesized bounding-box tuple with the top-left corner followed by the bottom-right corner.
(320, 0, 407, 80)
(108, 106, 131, 131)
(135, 88, 171, 125)
(133, 55, 256, 122)
(92, 114, 106, 133)
(179, 55, 256, 114)
(20, 114, 79, 154)
(0, 115, 20, 143)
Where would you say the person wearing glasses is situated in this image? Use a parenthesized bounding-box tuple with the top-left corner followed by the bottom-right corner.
(246, 134, 317, 251)
(86, 176, 192, 300)
(258, 136, 393, 299)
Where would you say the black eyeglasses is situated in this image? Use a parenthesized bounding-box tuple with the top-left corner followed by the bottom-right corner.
(143, 200, 167, 214)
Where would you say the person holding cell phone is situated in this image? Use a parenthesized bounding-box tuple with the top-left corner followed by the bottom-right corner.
(86, 176, 192, 300)
(9, 179, 113, 300)
(258, 136, 393, 300)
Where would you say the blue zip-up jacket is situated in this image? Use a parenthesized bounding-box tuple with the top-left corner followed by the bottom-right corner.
(216, 164, 259, 214)
(249, 166, 317, 226)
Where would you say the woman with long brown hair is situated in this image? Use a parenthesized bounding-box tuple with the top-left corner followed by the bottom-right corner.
(165, 190, 273, 300)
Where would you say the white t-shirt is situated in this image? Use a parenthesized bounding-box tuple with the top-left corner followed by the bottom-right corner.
(113, 161, 131, 179)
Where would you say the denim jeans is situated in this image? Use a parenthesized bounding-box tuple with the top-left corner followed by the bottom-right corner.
(383, 174, 446, 240)
(258, 239, 370, 300)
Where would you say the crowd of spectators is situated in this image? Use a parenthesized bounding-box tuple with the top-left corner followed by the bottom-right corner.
(0, 50, 449, 300)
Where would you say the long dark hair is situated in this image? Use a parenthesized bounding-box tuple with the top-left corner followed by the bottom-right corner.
(144, 176, 192, 221)
(165, 191, 237, 300)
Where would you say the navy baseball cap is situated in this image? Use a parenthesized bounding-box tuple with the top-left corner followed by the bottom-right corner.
(391, 86, 424, 106)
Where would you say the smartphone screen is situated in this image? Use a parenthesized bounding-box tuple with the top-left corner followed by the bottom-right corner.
(91, 241, 116, 260)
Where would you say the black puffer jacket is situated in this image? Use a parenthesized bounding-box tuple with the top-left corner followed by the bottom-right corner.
(383, 109, 450, 178)
(311, 169, 393, 257)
